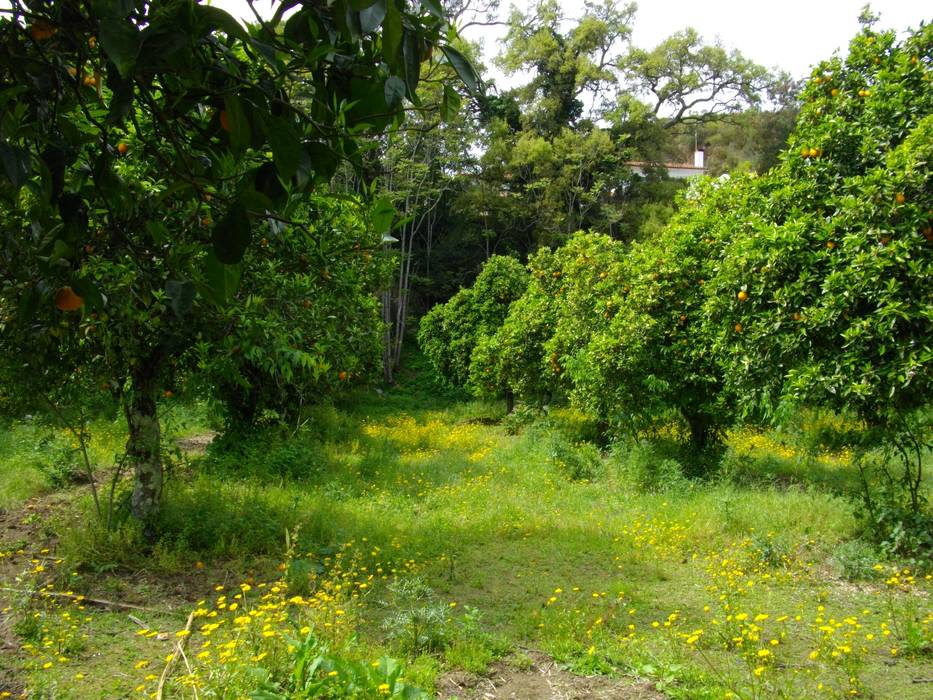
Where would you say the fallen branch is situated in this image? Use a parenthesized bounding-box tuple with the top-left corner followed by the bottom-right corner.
(0, 586, 167, 614)
(912, 678, 933, 684)
(156, 610, 196, 700)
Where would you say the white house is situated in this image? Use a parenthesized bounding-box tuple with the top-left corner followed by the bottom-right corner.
(626, 149, 707, 179)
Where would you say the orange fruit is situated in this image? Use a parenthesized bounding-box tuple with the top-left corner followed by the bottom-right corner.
(922, 226, 933, 242)
(895, 193, 906, 205)
(800, 147, 810, 157)
(826, 241, 836, 249)
(793, 312, 802, 321)
(88, 36, 96, 49)
(830, 88, 839, 97)
(808, 148, 818, 158)
(54, 286, 84, 311)
(163, 389, 173, 398)
(117, 142, 129, 155)
(737, 290, 749, 302)
(338, 371, 348, 381)
(66, 66, 77, 77)
(734, 323, 743, 333)
(83, 73, 99, 88)
(84, 244, 93, 254)
(219, 110, 229, 132)
(29, 21, 57, 41)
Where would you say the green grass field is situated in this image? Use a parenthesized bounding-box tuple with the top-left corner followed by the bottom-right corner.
(0, 364, 930, 699)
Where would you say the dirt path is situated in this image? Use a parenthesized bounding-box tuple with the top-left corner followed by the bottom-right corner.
(438, 651, 666, 700)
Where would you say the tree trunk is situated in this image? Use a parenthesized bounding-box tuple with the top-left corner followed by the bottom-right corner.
(505, 389, 515, 415)
(684, 411, 710, 450)
(124, 367, 162, 539)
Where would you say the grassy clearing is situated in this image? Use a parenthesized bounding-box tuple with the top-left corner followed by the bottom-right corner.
(0, 368, 930, 699)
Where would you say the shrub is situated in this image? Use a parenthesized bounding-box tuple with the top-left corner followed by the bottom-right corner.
(418, 255, 528, 403)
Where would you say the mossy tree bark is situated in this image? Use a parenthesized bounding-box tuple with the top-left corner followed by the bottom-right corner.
(124, 364, 162, 540)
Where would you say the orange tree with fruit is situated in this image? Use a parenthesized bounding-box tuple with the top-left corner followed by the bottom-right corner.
(704, 15, 932, 553)
(0, 1, 477, 536)
(569, 177, 768, 451)
(199, 196, 390, 430)
(469, 233, 627, 417)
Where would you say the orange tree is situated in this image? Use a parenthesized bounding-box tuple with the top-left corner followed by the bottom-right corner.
(0, 0, 477, 535)
(418, 255, 528, 409)
(704, 17, 932, 552)
(469, 233, 626, 414)
(195, 196, 389, 430)
(569, 181, 761, 451)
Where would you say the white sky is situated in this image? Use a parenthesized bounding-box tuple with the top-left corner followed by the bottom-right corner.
(215, 0, 929, 81)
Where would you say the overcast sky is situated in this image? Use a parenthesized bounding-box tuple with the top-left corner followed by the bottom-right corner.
(215, 0, 928, 81)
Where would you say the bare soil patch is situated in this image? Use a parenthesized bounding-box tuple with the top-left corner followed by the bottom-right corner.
(437, 650, 666, 700)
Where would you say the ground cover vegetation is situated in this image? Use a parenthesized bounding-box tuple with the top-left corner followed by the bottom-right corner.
(0, 1, 930, 698)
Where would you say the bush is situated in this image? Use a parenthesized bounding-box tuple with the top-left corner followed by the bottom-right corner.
(832, 540, 883, 581)
(418, 255, 528, 398)
(548, 435, 602, 482)
(614, 441, 689, 493)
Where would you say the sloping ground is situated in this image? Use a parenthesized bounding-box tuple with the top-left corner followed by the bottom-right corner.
(438, 651, 665, 700)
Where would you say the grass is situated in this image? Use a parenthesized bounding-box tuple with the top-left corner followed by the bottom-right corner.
(0, 366, 930, 699)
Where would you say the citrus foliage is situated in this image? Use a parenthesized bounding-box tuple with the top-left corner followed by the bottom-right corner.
(573, 179, 760, 446)
(469, 233, 625, 407)
(706, 20, 933, 425)
(417, 255, 528, 392)
(198, 198, 389, 429)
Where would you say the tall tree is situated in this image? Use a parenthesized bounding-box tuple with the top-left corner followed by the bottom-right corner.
(0, 0, 477, 532)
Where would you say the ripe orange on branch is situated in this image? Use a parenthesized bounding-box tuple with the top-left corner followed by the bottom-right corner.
(54, 287, 84, 311)
(29, 21, 57, 41)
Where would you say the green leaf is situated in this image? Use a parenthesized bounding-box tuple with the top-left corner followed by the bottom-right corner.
(71, 278, 107, 312)
(165, 279, 196, 317)
(371, 196, 396, 234)
(146, 220, 169, 245)
(212, 202, 252, 264)
(0, 143, 30, 188)
(305, 142, 339, 185)
(222, 95, 251, 156)
(440, 83, 461, 122)
(251, 162, 287, 208)
(263, 115, 301, 182)
(202, 252, 242, 305)
(98, 20, 140, 77)
(193, 5, 250, 43)
(420, 0, 444, 19)
(359, 0, 387, 34)
(384, 76, 406, 109)
(440, 44, 479, 95)
(382, 2, 403, 67)
(402, 30, 421, 97)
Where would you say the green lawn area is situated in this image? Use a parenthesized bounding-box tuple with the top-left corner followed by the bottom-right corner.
(0, 373, 930, 699)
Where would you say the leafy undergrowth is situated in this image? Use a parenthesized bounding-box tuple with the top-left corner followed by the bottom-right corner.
(0, 384, 930, 699)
